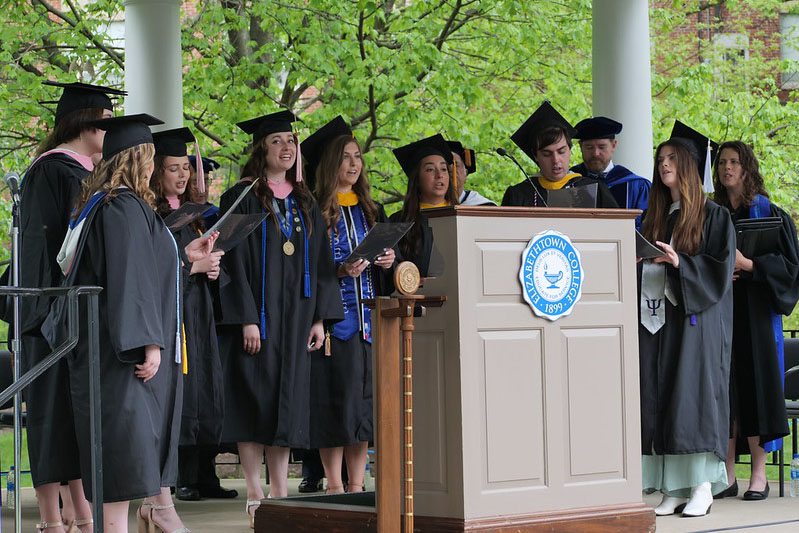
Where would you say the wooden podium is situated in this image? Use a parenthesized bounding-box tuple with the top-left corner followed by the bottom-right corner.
(407, 206, 654, 531)
(255, 206, 655, 532)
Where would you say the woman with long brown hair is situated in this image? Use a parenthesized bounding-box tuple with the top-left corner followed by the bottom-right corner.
(388, 134, 456, 277)
(149, 128, 233, 504)
(712, 141, 799, 501)
(638, 132, 735, 518)
(43, 114, 217, 532)
(8, 80, 124, 533)
(216, 110, 343, 527)
(303, 117, 395, 494)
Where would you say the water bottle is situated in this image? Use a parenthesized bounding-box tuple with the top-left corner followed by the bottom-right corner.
(6, 465, 15, 509)
(791, 454, 799, 497)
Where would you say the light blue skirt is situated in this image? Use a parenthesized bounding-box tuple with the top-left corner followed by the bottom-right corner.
(642, 452, 728, 498)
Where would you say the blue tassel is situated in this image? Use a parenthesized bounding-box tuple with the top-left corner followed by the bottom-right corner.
(260, 216, 267, 340)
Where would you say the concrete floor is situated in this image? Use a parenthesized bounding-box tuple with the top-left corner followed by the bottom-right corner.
(2, 478, 798, 532)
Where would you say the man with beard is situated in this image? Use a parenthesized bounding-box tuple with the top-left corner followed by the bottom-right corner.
(570, 116, 650, 229)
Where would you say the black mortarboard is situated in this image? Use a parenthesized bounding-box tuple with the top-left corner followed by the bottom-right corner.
(301, 116, 353, 187)
(153, 127, 195, 157)
(87, 114, 164, 160)
(392, 134, 453, 178)
(669, 120, 719, 192)
(188, 155, 220, 171)
(510, 101, 575, 163)
(236, 110, 296, 143)
(573, 116, 623, 140)
(447, 141, 476, 174)
(41, 81, 127, 125)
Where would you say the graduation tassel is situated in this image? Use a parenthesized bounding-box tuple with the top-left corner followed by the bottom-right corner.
(194, 141, 205, 194)
(260, 217, 268, 340)
(451, 161, 458, 202)
(464, 148, 472, 169)
(702, 140, 714, 194)
(295, 136, 303, 182)
(298, 204, 311, 298)
(181, 323, 188, 374)
(324, 330, 331, 356)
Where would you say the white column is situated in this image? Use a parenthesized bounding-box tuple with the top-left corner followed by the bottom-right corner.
(124, 0, 183, 130)
(592, 0, 653, 180)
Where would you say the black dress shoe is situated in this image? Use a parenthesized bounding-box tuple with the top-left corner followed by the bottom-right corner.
(198, 485, 239, 499)
(175, 486, 202, 501)
(743, 482, 770, 501)
(713, 480, 738, 499)
(298, 478, 324, 493)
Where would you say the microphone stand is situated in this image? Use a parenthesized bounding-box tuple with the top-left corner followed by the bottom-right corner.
(496, 149, 548, 207)
(8, 175, 23, 527)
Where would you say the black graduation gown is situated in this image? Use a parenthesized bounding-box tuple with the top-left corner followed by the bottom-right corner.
(218, 180, 253, 215)
(216, 190, 343, 448)
(172, 223, 224, 447)
(309, 204, 394, 449)
(728, 202, 799, 448)
(42, 191, 183, 502)
(500, 175, 618, 208)
(387, 211, 435, 278)
(11, 153, 85, 486)
(638, 199, 735, 460)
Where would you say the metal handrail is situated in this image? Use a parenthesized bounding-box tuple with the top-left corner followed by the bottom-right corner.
(1, 285, 104, 532)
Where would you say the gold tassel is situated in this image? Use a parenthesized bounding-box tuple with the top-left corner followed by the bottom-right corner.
(464, 148, 472, 168)
(182, 323, 188, 374)
(451, 161, 458, 199)
(325, 330, 331, 356)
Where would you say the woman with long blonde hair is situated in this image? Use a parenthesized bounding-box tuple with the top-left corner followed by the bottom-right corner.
(44, 114, 216, 533)
(638, 134, 735, 518)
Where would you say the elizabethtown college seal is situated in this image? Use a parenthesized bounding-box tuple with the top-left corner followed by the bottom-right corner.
(518, 230, 583, 321)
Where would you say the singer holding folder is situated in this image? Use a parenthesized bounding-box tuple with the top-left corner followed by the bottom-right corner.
(1, 80, 125, 533)
(304, 116, 395, 494)
(500, 101, 616, 208)
(712, 141, 799, 501)
(215, 110, 343, 527)
(638, 134, 735, 518)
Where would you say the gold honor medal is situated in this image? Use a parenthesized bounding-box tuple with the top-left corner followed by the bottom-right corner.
(283, 241, 295, 256)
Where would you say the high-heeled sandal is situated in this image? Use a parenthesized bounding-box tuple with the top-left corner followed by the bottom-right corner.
(35, 521, 64, 532)
(246, 499, 261, 529)
(139, 503, 190, 533)
(67, 519, 94, 533)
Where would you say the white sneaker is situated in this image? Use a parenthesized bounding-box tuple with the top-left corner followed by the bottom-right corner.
(682, 482, 713, 517)
(654, 494, 687, 516)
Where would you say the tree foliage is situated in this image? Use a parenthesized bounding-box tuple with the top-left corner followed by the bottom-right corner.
(1, 0, 798, 213)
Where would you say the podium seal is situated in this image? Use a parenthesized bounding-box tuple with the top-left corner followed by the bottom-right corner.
(518, 229, 583, 321)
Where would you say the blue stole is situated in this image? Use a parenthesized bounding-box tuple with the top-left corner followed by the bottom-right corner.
(750, 194, 785, 453)
(331, 204, 374, 342)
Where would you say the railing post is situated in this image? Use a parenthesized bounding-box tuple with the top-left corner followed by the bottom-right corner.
(88, 292, 104, 531)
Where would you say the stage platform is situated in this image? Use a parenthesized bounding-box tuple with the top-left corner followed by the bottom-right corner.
(2, 478, 798, 532)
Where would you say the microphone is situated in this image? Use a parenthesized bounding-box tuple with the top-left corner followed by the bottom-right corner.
(4, 171, 20, 204)
(495, 148, 547, 207)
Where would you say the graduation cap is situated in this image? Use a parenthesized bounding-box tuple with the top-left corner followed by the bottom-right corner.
(669, 121, 719, 193)
(153, 127, 195, 157)
(87, 114, 164, 161)
(188, 155, 220, 171)
(301, 115, 353, 189)
(510, 101, 575, 163)
(447, 141, 476, 174)
(573, 116, 623, 140)
(236, 110, 297, 144)
(41, 81, 127, 125)
(392, 134, 453, 179)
